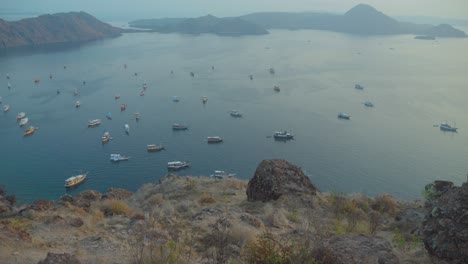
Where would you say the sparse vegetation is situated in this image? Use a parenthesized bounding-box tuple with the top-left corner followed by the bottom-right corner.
(101, 199, 133, 216)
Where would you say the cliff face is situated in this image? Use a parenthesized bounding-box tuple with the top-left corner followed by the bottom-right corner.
(0, 12, 122, 49)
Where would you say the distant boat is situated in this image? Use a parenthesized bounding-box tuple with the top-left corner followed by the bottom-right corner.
(106, 112, 112, 120)
(274, 86, 280, 92)
(269, 68, 275, 75)
(56, 89, 60, 95)
(6, 73, 10, 80)
(135, 112, 140, 121)
(147, 144, 165, 152)
(338, 113, 350, 120)
(207, 136, 223, 143)
(115, 94, 121, 100)
(0, 97, 2, 104)
(167, 161, 190, 170)
(34, 78, 40, 84)
(19, 117, 29, 127)
(88, 119, 101, 127)
(190, 72, 195, 77)
(16, 112, 26, 120)
(65, 172, 88, 188)
(102, 131, 111, 143)
(3, 105, 9, 112)
(75, 101, 81, 108)
(172, 124, 188, 130)
(363, 101, 374, 107)
(202, 96, 208, 104)
(440, 122, 458, 132)
(124, 124, 130, 134)
(273, 131, 294, 140)
(110, 154, 130, 162)
(210, 170, 236, 179)
(7, 82, 11, 89)
(73, 88, 79, 96)
(140, 91, 145, 96)
(172, 96, 180, 102)
(49, 74, 53, 79)
(143, 83, 148, 90)
(120, 104, 127, 111)
(230, 110, 242, 117)
(249, 74, 254, 80)
(23, 126, 37, 136)
(355, 84, 364, 90)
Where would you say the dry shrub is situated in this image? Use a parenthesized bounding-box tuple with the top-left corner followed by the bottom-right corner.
(71, 206, 88, 216)
(89, 209, 105, 224)
(368, 210, 382, 234)
(199, 192, 216, 204)
(228, 224, 256, 248)
(101, 199, 133, 216)
(148, 193, 165, 207)
(184, 178, 197, 191)
(265, 208, 289, 227)
(371, 194, 400, 216)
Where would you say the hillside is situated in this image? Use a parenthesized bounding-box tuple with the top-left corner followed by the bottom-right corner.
(129, 15, 269, 36)
(0, 12, 122, 49)
(1, 159, 463, 263)
(241, 4, 466, 37)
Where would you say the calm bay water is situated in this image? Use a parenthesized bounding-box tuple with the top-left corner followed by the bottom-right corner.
(1, 30, 467, 202)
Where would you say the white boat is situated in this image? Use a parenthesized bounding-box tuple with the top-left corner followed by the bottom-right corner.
(147, 144, 165, 152)
(172, 124, 188, 130)
(135, 112, 140, 121)
(440, 122, 458, 132)
(19, 117, 29, 127)
(273, 131, 294, 140)
(338, 113, 350, 120)
(3, 105, 10, 112)
(75, 101, 81, 108)
(363, 101, 374, 107)
(202, 96, 208, 104)
(210, 170, 236, 179)
(167, 161, 190, 170)
(65, 172, 88, 188)
(207, 136, 223, 143)
(16, 112, 26, 120)
(124, 124, 130, 133)
(74, 88, 79, 96)
(110, 154, 130, 162)
(102, 131, 110, 143)
(88, 119, 101, 127)
(230, 110, 242, 117)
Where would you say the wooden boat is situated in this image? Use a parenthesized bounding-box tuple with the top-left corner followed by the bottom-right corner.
(23, 126, 37, 136)
(147, 144, 165, 152)
(65, 172, 88, 188)
(16, 112, 26, 120)
(102, 131, 111, 143)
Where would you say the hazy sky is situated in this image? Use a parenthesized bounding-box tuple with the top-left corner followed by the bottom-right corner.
(2, 0, 468, 20)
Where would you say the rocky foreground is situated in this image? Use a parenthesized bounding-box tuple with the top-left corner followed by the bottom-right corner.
(0, 159, 466, 263)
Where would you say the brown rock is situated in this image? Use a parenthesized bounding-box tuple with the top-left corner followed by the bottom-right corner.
(31, 200, 54, 211)
(72, 190, 102, 210)
(69, 217, 84, 227)
(246, 159, 318, 202)
(38, 252, 81, 264)
(102, 188, 132, 200)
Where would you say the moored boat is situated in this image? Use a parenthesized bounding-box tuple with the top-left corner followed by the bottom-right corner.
(88, 119, 101, 127)
(338, 113, 350, 120)
(274, 86, 280, 92)
(65, 172, 88, 188)
(363, 101, 374, 107)
(440, 122, 458, 132)
(140, 91, 145, 96)
(75, 101, 81, 108)
(34, 77, 40, 84)
(115, 94, 121, 100)
(74, 88, 79, 96)
(3, 105, 10, 112)
(230, 110, 242, 117)
(19, 117, 29, 127)
(269, 68, 275, 75)
(207, 136, 223, 143)
(273, 131, 294, 140)
(172, 96, 180, 102)
(249, 74, 254, 80)
(167, 161, 190, 170)
(355, 84, 364, 90)
(110, 154, 130, 162)
(147, 144, 165, 152)
(210, 170, 236, 179)
(120, 104, 127, 111)
(172, 124, 188, 130)
(23, 126, 37, 136)
(102, 131, 111, 143)
(202, 96, 208, 104)
(16, 112, 26, 120)
(106, 112, 112, 120)
(124, 124, 130, 134)
(135, 112, 140, 121)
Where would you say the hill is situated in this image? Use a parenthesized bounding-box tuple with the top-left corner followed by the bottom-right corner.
(130, 15, 269, 36)
(0, 12, 122, 49)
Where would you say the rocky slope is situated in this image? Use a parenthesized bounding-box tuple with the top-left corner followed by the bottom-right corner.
(0, 12, 122, 49)
(0, 160, 460, 263)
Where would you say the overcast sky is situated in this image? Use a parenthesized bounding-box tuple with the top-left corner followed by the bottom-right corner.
(2, 0, 468, 20)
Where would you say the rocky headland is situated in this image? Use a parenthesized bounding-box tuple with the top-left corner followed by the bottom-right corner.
(0, 12, 122, 49)
(0, 159, 465, 263)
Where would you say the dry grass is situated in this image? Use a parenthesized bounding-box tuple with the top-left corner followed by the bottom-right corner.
(100, 199, 133, 217)
(199, 192, 216, 204)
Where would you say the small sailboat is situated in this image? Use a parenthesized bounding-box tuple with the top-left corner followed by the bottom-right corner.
(19, 117, 29, 127)
(124, 124, 130, 134)
(106, 112, 112, 120)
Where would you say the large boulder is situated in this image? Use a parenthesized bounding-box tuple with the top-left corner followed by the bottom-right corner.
(422, 179, 468, 263)
(246, 159, 318, 202)
(38, 252, 81, 264)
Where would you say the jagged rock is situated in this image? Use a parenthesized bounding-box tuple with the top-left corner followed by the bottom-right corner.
(69, 217, 84, 227)
(38, 252, 81, 264)
(72, 190, 102, 210)
(422, 180, 468, 263)
(59, 194, 73, 203)
(316, 235, 399, 264)
(246, 159, 318, 202)
(31, 200, 54, 211)
(102, 188, 132, 200)
(0, 200, 11, 214)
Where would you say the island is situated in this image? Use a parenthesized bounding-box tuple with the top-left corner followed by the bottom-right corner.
(129, 14, 269, 36)
(0, 12, 122, 49)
